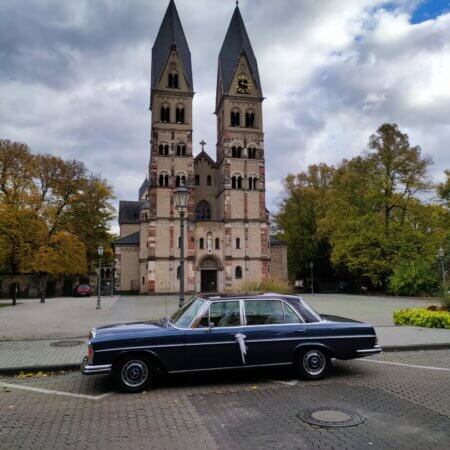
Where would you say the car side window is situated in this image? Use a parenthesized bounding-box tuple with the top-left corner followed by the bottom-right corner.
(244, 300, 302, 325)
(196, 301, 241, 328)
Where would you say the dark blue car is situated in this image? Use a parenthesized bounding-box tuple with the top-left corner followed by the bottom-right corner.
(81, 294, 381, 392)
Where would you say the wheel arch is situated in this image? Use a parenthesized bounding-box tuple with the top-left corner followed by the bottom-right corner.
(293, 342, 336, 359)
(112, 350, 167, 372)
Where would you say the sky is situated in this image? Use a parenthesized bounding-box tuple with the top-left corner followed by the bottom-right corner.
(1, 0, 449, 233)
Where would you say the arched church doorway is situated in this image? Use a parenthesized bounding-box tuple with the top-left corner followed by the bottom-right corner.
(200, 257, 218, 292)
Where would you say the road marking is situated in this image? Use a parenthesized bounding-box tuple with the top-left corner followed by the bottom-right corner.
(0, 382, 111, 400)
(360, 359, 450, 372)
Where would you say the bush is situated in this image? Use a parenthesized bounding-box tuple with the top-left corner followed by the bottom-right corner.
(393, 307, 450, 329)
(388, 260, 441, 296)
(243, 278, 293, 294)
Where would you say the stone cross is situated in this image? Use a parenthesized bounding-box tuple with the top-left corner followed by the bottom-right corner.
(200, 140, 206, 152)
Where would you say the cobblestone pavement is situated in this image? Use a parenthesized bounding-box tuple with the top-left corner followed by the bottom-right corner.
(0, 350, 449, 449)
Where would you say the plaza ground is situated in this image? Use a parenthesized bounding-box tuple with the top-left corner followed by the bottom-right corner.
(0, 349, 449, 449)
(0, 293, 441, 340)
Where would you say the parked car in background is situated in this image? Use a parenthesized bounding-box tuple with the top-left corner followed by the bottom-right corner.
(74, 284, 91, 297)
(81, 293, 381, 392)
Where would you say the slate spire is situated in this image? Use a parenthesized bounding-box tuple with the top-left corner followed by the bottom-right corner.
(218, 4, 262, 97)
(151, 0, 193, 92)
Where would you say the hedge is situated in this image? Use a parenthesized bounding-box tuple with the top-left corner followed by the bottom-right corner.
(393, 308, 450, 329)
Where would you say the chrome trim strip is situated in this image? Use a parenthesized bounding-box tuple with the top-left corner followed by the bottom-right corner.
(356, 345, 382, 354)
(81, 363, 112, 375)
(168, 362, 293, 374)
(96, 343, 185, 353)
(246, 335, 376, 343)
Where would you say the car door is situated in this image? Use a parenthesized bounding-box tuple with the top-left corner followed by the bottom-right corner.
(243, 299, 306, 366)
(185, 300, 245, 370)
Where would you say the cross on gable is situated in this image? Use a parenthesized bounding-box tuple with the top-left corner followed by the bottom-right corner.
(199, 140, 206, 152)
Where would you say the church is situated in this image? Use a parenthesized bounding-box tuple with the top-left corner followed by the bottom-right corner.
(113, 0, 287, 294)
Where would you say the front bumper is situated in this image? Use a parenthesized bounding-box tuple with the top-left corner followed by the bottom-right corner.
(356, 344, 383, 355)
(81, 356, 112, 375)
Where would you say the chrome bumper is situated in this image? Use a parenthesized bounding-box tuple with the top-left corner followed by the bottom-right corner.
(81, 357, 112, 375)
(356, 344, 382, 355)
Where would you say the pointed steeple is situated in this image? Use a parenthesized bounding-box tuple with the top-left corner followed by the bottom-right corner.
(218, 5, 262, 97)
(151, 0, 193, 92)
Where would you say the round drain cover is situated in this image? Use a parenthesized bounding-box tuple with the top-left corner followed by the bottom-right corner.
(50, 340, 85, 348)
(298, 407, 365, 428)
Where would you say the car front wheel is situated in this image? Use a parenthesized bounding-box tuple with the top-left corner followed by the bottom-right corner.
(114, 355, 154, 393)
(296, 348, 330, 380)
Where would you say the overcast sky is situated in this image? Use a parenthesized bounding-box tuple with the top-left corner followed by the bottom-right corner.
(1, 0, 449, 232)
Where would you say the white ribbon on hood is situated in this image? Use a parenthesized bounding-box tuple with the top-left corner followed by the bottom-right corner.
(235, 333, 247, 364)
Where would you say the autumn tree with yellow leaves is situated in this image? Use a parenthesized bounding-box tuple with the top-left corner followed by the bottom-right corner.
(0, 139, 115, 296)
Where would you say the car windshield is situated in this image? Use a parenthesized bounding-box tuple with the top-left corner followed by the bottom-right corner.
(170, 298, 204, 328)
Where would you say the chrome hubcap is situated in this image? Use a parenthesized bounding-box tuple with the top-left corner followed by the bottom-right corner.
(121, 360, 149, 388)
(303, 350, 326, 376)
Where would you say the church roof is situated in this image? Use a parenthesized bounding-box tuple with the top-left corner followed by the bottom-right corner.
(113, 232, 140, 247)
(270, 236, 287, 246)
(151, 0, 193, 92)
(218, 5, 262, 96)
(118, 201, 141, 225)
(194, 150, 217, 168)
(138, 177, 149, 199)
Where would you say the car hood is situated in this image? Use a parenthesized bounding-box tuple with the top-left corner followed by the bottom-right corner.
(92, 320, 164, 337)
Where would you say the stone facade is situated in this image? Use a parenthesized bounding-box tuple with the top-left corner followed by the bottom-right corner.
(113, 2, 287, 294)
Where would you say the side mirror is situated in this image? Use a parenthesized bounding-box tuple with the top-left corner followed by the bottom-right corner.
(208, 322, 215, 331)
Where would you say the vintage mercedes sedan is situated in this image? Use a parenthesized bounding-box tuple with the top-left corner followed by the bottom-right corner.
(81, 294, 381, 392)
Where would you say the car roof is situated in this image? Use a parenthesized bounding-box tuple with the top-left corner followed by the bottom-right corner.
(200, 293, 301, 302)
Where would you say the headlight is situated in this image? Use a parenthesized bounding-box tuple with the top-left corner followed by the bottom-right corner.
(87, 345, 94, 364)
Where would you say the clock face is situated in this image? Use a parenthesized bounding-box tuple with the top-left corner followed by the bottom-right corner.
(236, 75, 252, 94)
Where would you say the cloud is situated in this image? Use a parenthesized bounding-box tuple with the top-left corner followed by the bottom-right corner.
(0, 0, 449, 225)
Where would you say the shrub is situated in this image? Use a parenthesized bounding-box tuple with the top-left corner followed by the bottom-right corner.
(388, 260, 441, 296)
(393, 307, 450, 329)
(243, 277, 293, 294)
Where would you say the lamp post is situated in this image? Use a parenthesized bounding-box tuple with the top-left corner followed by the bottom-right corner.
(437, 247, 446, 291)
(97, 245, 104, 310)
(174, 185, 190, 308)
(310, 262, 314, 294)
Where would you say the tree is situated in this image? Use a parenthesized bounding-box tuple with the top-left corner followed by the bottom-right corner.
(438, 170, 450, 207)
(0, 139, 115, 299)
(275, 164, 334, 281)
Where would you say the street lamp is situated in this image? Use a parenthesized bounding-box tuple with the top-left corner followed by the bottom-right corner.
(174, 185, 190, 308)
(437, 247, 446, 291)
(97, 245, 104, 310)
(310, 262, 314, 294)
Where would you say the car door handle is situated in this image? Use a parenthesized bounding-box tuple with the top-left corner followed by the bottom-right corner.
(295, 329, 306, 333)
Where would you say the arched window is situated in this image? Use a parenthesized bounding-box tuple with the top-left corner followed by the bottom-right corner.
(158, 144, 163, 155)
(176, 266, 181, 280)
(230, 110, 240, 127)
(160, 105, 170, 123)
(232, 176, 242, 190)
(215, 238, 220, 250)
(236, 237, 241, 249)
(159, 174, 164, 187)
(164, 174, 169, 187)
(245, 111, 255, 128)
(248, 147, 257, 159)
(196, 200, 211, 221)
(164, 145, 169, 156)
(176, 175, 181, 187)
(199, 238, 204, 249)
(195, 175, 200, 186)
(175, 175, 186, 187)
(176, 107, 185, 124)
(181, 175, 186, 186)
(168, 72, 179, 89)
(207, 175, 212, 186)
(235, 266, 243, 279)
(177, 144, 186, 156)
(232, 146, 242, 158)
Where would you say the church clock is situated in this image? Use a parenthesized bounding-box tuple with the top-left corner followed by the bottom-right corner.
(235, 75, 252, 94)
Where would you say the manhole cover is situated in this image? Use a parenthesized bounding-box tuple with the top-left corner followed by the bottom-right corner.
(49, 340, 85, 348)
(297, 407, 365, 428)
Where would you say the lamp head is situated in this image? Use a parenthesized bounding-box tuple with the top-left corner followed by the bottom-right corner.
(98, 245, 104, 256)
(174, 186, 190, 213)
(438, 247, 445, 259)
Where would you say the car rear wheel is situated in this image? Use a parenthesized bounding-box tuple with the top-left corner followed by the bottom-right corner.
(296, 348, 330, 380)
(114, 355, 154, 393)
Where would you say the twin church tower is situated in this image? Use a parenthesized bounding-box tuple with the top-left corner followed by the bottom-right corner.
(114, 0, 287, 294)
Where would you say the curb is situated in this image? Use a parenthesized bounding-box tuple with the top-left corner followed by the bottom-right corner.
(0, 363, 80, 375)
(381, 343, 450, 352)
